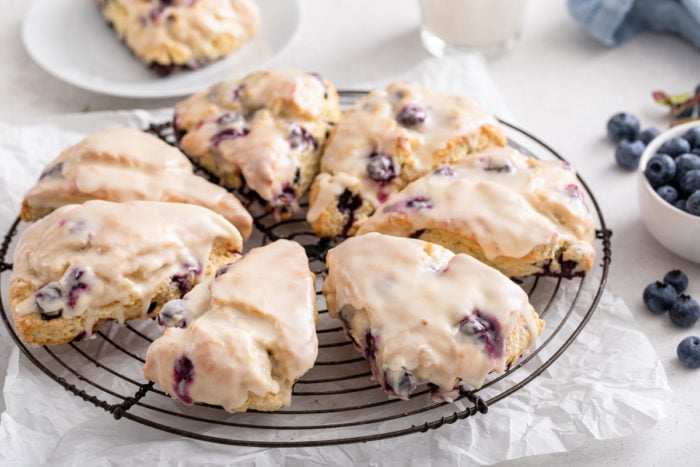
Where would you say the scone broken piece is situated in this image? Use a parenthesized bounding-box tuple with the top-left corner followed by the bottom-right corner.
(22, 127, 253, 240)
(97, 0, 260, 76)
(307, 82, 507, 238)
(143, 240, 318, 412)
(357, 147, 596, 278)
(323, 233, 544, 400)
(174, 69, 341, 218)
(9, 200, 243, 345)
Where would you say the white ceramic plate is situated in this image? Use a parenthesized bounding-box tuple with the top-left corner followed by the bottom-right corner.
(22, 0, 299, 98)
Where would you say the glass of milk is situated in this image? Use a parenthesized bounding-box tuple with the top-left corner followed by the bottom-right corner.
(418, 0, 526, 57)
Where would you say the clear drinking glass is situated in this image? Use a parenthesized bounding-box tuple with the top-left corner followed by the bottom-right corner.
(418, 0, 526, 57)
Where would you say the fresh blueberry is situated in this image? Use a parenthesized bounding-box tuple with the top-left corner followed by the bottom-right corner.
(683, 127, 700, 148)
(366, 152, 398, 183)
(677, 336, 700, 368)
(458, 310, 502, 359)
(396, 104, 427, 128)
(663, 269, 689, 293)
(615, 140, 645, 170)
(211, 127, 249, 147)
(645, 153, 676, 186)
(685, 190, 700, 216)
(673, 153, 700, 183)
(35, 283, 63, 320)
(157, 299, 188, 328)
(639, 128, 661, 145)
(659, 137, 691, 157)
(692, 148, 700, 156)
(386, 368, 416, 397)
(655, 185, 678, 203)
(680, 170, 700, 197)
(642, 281, 678, 314)
(674, 198, 687, 211)
(173, 355, 195, 404)
(606, 112, 640, 143)
(669, 295, 700, 328)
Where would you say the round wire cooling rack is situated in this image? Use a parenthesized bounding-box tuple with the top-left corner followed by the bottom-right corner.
(0, 91, 612, 447)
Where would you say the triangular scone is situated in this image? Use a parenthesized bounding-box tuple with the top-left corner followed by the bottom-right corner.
(174, 69, 341, 218)
(9, 200, 243, 345)
(22, 127, 253, 240)
(323, 233, 544, 400)
(143, 240, 317, 412)
(97, 0, 260, 76)
(357, 147, 596, 278)
(307, 82, 507, 238)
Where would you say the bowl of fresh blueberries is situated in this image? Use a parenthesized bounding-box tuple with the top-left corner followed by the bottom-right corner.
(637, 120, 700, 262)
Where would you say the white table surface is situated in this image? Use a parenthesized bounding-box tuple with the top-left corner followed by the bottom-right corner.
(2, 0, 700, 465)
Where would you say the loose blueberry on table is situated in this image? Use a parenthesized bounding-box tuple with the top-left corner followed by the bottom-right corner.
(606, 112, 640, 143)
(615, 140, 645, 170)
(677, 336, 700, 368)
(664, 269, 689, 293)
(642, 281, 678, 314)
(669, 295, 700, 328)
(639, 127, 661, 145)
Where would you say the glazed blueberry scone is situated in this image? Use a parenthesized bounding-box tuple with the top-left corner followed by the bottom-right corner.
(174, 69, 341, 218)
(21, 127, 253, 240)
(357, 147, 596, 278)
(307, 82, 507, 238)
(9, 200, 243, 346)
(143, 240, 317, 412)
(97, 0, 260, 76)
(323, 233, 544, 400)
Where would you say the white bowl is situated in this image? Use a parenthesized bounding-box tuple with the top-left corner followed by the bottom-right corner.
(638, 120, 700, 262)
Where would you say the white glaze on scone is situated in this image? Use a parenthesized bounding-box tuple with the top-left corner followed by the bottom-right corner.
(357, 147, 596, 276)
(175, 69, 341, 216)
(307, 83, 505, 235)
(323, 233, 542, 399)
(97, 0, 260, 72)
(11, 200, 243, 338)
(22, 127, 253, 239)
(143, 240, 318, 412)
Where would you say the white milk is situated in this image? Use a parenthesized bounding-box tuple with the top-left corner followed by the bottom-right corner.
(418, 0, 525, 55)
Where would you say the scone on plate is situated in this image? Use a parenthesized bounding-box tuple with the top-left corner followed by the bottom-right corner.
(307, 82, 507, 238)
(21, 127, 253, 240)
(143, 240, 317, 412)
(323, 233, 544, 401)
(357, 147, 596, 278)
(97, 0, 260, 76)
(9, 200, 243, 346)
(174, 69, 341, 218)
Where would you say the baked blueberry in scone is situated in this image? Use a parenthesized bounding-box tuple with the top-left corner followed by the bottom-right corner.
(21, 127, 253, 240)
(357, 147, 596, 278)
(9, 200, 243, 345)
(143, 240, 318, 412)
(97, 0, 260, 76)
(174, 69, 341, 218)
(307, 82, 507, 238)
(323, 233, 544, 401)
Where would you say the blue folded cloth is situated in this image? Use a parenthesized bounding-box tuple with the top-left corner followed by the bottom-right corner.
(567, 0, 700, 48)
